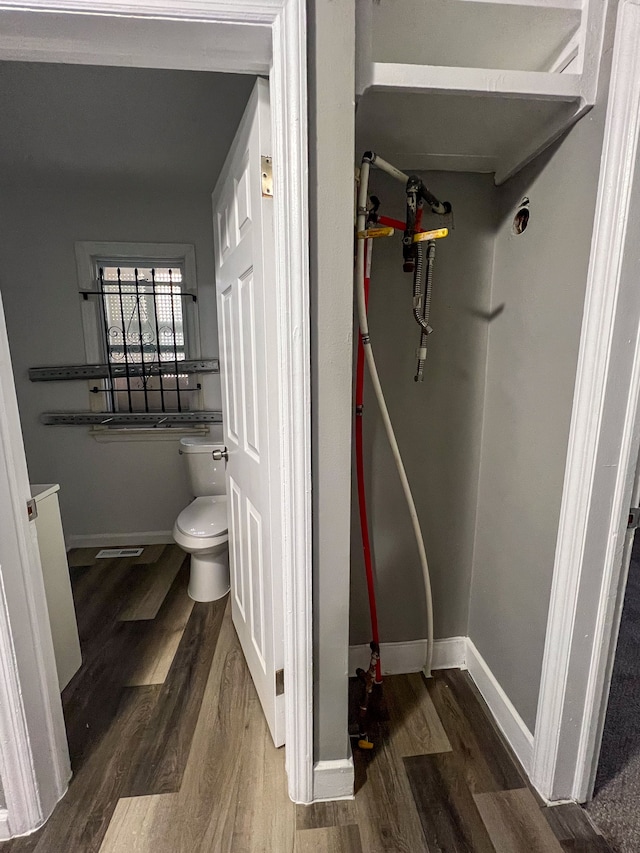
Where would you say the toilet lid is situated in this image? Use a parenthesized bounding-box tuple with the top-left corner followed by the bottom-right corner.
(176, 496, 228, 538)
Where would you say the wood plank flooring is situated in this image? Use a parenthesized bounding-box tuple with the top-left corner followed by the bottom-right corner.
(0, 545, 614, 853)
(474, 790, 564, 853)
(385, 670, 452, 756)
(124, 568, 194, 687)
(118, 546, 184, 621)
(543, 803, 615, 852)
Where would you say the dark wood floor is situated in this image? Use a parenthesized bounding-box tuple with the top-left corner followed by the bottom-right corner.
(0, 545, 613, 852)
(350, 672, 614, 853)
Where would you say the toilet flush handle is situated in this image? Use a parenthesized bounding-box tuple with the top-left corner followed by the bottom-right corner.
(212, 447, 228, 461)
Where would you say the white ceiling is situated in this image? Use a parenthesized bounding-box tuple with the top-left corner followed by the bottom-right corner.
(0, 61, 257, 189)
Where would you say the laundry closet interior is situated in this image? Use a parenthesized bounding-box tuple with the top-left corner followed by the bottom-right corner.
(349, 0, 609, 748)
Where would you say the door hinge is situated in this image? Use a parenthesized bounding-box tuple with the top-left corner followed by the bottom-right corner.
(275, 668, 284, 696)
(629, 507, 640, 529)
(261, 155, 273, 198)
(27, 498, 38, 522)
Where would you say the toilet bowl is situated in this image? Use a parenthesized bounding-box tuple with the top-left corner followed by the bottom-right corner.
(173, 438, 230, 602)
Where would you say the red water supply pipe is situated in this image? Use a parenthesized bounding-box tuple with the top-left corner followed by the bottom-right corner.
(376, 214, 406, 231)
(356, 238, 382, 684)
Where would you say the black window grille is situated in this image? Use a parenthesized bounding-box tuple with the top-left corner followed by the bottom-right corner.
(98, 265, 198, 413)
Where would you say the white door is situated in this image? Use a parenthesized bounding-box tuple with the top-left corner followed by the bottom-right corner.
(212, 78, 285, 747)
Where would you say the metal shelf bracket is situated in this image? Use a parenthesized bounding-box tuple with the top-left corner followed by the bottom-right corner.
(40, 411, 222, 427)
(29, 358, 219, 382)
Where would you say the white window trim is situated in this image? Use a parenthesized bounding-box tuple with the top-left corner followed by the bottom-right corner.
(74, 241, 206, 440)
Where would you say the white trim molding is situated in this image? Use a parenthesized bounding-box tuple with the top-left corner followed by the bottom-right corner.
(532, 0, 640, 803)
(0, 577, 45, 834)
(349, 637, 466, 675)
(89, 427, 210, 442)
(312, 759, 355, 802)
(0, 810, 9, 841)
(0, 1, 274, 74)
(0, 293, 71, 837)
(0, 0, 283, 19)
(270, 0, 313, 804)
(465, 640, 534, 776)
(0, 0, 314, 824)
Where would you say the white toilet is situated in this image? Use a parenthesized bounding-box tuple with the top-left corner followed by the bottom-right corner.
(173, 437, 230, 602)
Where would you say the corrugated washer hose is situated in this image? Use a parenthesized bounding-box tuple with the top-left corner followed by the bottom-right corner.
(414, 239, 436, 382)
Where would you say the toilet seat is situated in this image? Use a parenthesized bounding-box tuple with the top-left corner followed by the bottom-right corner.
(176, 496, 228, 539)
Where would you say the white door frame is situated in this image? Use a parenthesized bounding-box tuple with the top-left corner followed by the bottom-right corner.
(532, 0, 640, 803)
(0, 0, 313, 831)
(0, 292, 71, 839)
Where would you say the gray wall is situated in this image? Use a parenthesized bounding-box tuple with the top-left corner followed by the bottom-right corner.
(468, 115, 613, 731)
(350, 170, 496, 644)
(308, 0, 356, 765)
(468, 6, 616, 732)
(0, 63, 254, 543)
(0, 184, 221, 541)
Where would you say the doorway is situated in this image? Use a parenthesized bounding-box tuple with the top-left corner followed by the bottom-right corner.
(0, 0, 313, 837)
(530, 0, 640, 807)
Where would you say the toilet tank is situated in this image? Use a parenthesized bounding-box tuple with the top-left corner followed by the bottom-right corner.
(179, 437, 226, 497)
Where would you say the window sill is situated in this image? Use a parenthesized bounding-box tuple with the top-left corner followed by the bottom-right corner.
(90, 426, 210, 443)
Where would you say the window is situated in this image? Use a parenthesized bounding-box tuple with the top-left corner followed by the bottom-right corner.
(75, 242, 207, 429)
(98, 263, 196, 413)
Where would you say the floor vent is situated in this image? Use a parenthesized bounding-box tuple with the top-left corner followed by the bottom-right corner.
(96, 548, 144, 559)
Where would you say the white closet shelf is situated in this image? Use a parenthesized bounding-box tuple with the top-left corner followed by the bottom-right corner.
(356, 66, 585, 184)
(356, 0, 606, 183)
(365, 64, 582, 100)
(356, 84, 586, 185)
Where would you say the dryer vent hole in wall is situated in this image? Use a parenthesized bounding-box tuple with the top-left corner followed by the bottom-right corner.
(512, 198, 530, 235)
(96, 548, 144, 559)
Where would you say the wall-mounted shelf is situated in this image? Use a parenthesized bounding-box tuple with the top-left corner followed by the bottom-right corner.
(28, 358, 219, 382)
(40, 411, 222, 427)
(356, 0, 607, 183)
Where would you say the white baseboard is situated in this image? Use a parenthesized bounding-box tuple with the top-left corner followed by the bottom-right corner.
(348, 637, 467, 676)
(66, 531, 174, 550)
(432, 637, 467, 670)
(0, 809, 9, 841)
(465, 638, 534, 774)
(312, 758, 355, 802)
